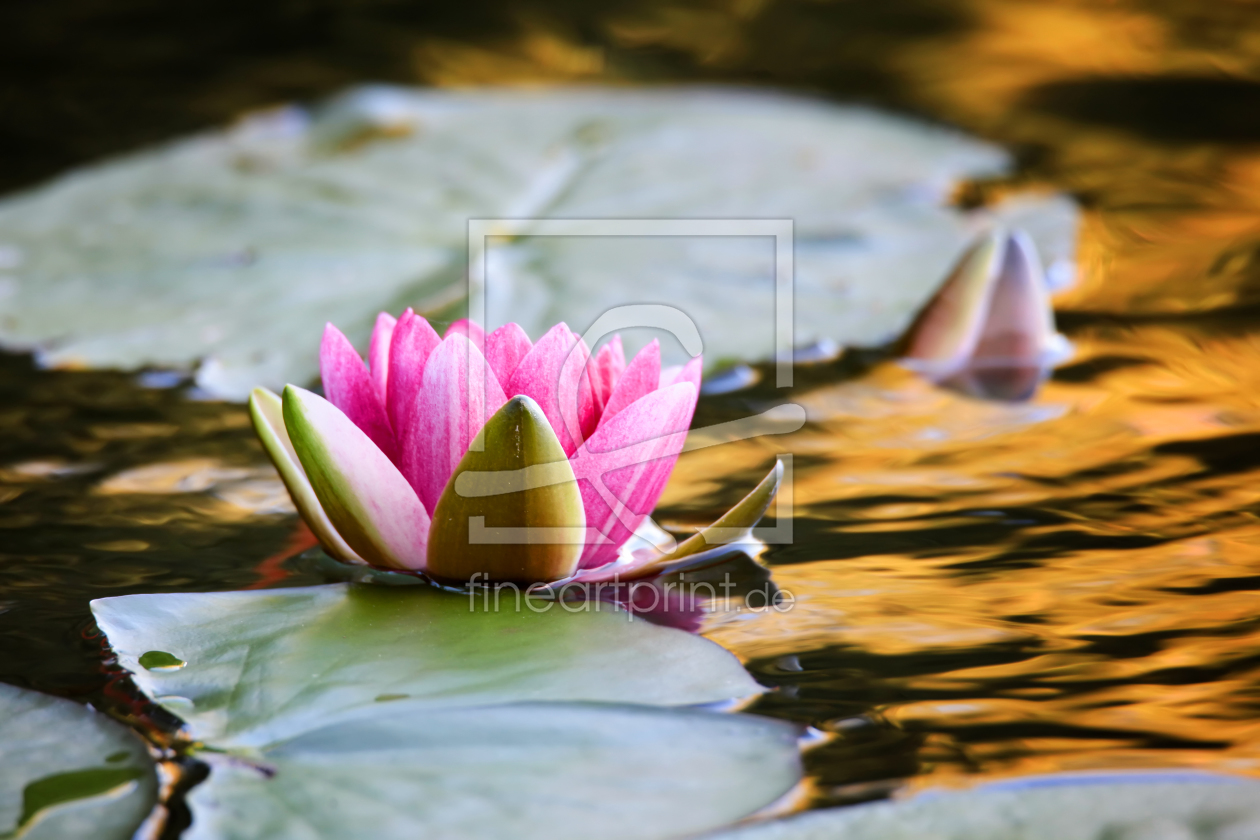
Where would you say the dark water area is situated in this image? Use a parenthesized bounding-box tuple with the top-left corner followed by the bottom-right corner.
(6, 0, 1260, 824)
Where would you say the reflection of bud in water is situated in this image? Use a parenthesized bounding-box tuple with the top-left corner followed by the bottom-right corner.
(901, 229, 1072, 400)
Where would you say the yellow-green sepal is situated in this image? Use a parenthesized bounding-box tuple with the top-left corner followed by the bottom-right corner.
(663, 459, 784, 562)
(427, 395, 586, 584)
(248, 386, 364, 565)
(282, 384, 430, 571)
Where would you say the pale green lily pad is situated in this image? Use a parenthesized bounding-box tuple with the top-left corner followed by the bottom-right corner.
(0, 682, 157, 840)
(705, 773, 1260, 840)
(92, 584, 801, 838)
(185, 701, 800, 840)
(0, 86, 1076, 398)
(90, 583, 761, 748)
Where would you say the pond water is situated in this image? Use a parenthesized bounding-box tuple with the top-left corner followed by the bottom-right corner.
(4, 0, 1260, 830)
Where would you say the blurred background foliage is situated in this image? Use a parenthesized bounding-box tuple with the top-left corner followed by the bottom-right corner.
(6, 0, 1260, 317)
(2, 0, 1258, 190)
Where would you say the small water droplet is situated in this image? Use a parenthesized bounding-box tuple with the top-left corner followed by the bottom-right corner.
(139, 651, 186, 671)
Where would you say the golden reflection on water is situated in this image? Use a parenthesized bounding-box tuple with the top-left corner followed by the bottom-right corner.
(6, 0, 1260, 811)
(658, 318, 1260, 796)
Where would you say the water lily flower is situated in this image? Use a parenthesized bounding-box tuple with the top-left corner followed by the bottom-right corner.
(901, 229, 1073, 400)
(250, 313, 782, 585)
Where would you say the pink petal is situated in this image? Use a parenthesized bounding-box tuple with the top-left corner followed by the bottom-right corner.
(320, 323, 398, 464)
(569, 382, 699, 568)
(660, 356, 703, 390)
(283, 385, 429, 570)
(573, 335, 599, 444)
(445, 318, 486, 350)
(591, 336, 627, 415)
(385, 310, 442, 438)
(368, 311, 397, 403)
(484, 322, 533, 391)
(597, 339, 661, 431)
(401, 333, 508, 513)
(506, 323, 595, 456)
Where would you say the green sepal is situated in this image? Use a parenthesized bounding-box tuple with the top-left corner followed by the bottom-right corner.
(248, 387, 364, 565)
(663, 459, 784, 562)
(282, 384, 429, 571)
(427, 395, 585, 584)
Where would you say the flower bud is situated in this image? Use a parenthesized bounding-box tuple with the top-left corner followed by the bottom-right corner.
(426, 396, 586, 584)
(903, 229, 1071, 400)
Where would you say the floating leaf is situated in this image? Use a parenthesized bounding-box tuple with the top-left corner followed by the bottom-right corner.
(92, 584, 801, 838)
(0, 87, 1076, 398)
(0, 682, 157, 840)
(91, 583, 761, 748)
(184, 701, 800, 840)
(704, 772, 1260, 840)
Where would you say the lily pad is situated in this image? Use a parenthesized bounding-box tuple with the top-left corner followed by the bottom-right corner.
(185, 701, 800, 840)
(0, 86, 1076, 399)
(91, 585, 803, 838)
(704, 772, 1260, 840)
(90, 583, 761, 748)
(0, 682, 157, 840)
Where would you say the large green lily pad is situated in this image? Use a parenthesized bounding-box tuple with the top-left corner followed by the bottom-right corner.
(92, 584, 803, 839)
(185, 701, 801, 840)
(0, 86, 1076, 398)
(0, 682, 157, 840)
(704, 772, 1260, 839)
(90, 583, 761, 748)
